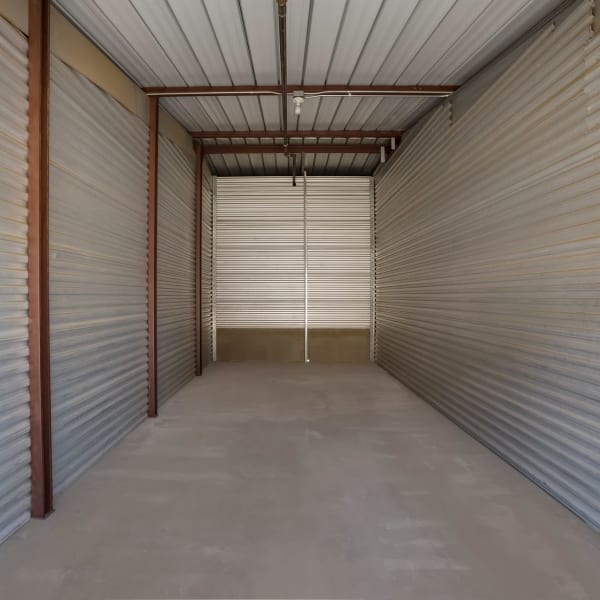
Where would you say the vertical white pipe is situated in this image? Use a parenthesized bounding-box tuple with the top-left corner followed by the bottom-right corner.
(212, 175, 217, 362)
(303, 169, 309, 363)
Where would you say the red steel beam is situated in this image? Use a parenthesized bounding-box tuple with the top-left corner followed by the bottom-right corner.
(147, 97, 159, 418)
(143, 84, 458, 97)
(194, 144, 203, 377)
(191, 130, 402, 139)
(28, 0, 53, 519)
(202, 144, 380, 155)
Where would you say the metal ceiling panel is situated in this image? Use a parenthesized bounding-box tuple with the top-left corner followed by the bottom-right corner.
(93, 0, 185, 86)
(349, 0, 420, 84)
(303, 0, 346, 85)
(202, 0, 255, 85)
(240, 0, 279, 84)
(344, 97, 385, 130)
(423, 0, 564, 84)
(54, 0, 162, 86)
(373, 0, 456, 84)
(286, 0, 311, 84)
(217, 97, 250, 130)
(311, 97, 342, 129)
(260, 96, 281, 129)
(166, 0, 230, 85)
(238, 96, 266, 129)
(54, 0, 566, 175)
(397, 0, 494, 84)
(326, 0, 383, 83)
(130, 0, 207, 84)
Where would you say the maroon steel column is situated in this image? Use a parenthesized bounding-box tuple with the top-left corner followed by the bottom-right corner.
(147, 97, 158, 417)
(195, 144, 203, 376)
(28, 0, 53, 518)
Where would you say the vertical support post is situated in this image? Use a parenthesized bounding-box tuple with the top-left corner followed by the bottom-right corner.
(303, 170, 309, 363)
(28, 0, 53, 518)
(195, 143, 203, 376)
(147, 96, 158, 417)
(369, 177, 376, 363)
(211, 176, 217, 363)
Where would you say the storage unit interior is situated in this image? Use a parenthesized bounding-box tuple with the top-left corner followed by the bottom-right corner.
(0, 0, 600, 598)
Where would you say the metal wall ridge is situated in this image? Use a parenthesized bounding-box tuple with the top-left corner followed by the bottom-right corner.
(214, 176, 372, 334)
(374, 0, 600, 531)
(49, 56, 149, 495)
(157, 135, 196, 406)
(0, 15, 31, 544)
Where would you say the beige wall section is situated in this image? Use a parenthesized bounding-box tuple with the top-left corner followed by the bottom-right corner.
(217, 329, 305, 363)
(159, 107, 195, 161)
(217, 328, 371, 363)
(0, 0, 193, 157)
(0, 0, 26, 34)
(308, 329, 370, 364)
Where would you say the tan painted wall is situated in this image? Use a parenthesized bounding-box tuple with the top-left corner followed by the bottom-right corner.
(0, 0, 194, 159)
(217, 328, 371, 363)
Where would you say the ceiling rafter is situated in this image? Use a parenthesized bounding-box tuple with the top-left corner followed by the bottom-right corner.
(202, 143, 380, 155)
(191, 129, 402, 139)
(143, 84, 458, 97)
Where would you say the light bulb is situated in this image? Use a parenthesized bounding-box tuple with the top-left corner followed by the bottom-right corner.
(292, 92, 304, 117)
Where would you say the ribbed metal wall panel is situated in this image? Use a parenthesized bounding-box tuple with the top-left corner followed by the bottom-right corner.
(157, 136, 195, 406)
(375, 0, 600, 530)
(215, 176, 372, 330)
(201, 162, 213, 365)
(0, 16, 31, 544)
(306, 177, 371, 328)
(50, 58, 149, 494)
(214, 177, 304, 328)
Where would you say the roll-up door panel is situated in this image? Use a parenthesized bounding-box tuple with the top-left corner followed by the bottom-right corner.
(0, 16, 31, 543)
(50, 58, 149, 494)
(201, 163, 213, 366)
(374, 1, 600, 530)
(157, 136, 195, 406)
(306, 177, 371, 329)
(215, 177, 304, 328)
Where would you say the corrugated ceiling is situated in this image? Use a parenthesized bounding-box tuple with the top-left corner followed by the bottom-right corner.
(54, 0, 566, 175)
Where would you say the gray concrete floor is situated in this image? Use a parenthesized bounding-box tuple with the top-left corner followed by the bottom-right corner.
(1, 363, 600, 600)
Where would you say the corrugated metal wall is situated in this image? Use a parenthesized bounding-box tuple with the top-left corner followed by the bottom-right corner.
(49, 58, 149, 494)
(307, 177, 372, 328)
(157, 135, 195, 406)
(374, 0, 600, 531)
(214, 177, 305, 328)
(214, 176, 372, 332)
(0, 16, 31, 543)
(201, 162, 213, 366)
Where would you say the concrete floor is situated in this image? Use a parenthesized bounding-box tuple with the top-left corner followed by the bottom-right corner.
(1, 363, 599, 600)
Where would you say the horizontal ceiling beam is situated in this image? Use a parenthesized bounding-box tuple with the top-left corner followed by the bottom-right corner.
(191, 129, 402, 139)
(202, 144, 380, 155)
(143, 84, 458, 97)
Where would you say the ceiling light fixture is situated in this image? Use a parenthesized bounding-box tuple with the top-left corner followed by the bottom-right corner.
(292, 91, 304, 116)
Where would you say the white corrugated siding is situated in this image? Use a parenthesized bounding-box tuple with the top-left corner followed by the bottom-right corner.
(375, 0, 600, 531)
(214, 177, 304, 328)
(306, 177, 371, 328)
(50, 58, 149, 494)
(215, 176, 372, 330)
(157, 136, 195, 406)
(201, 162, 213, 366)
(0, 16, 31, 543)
